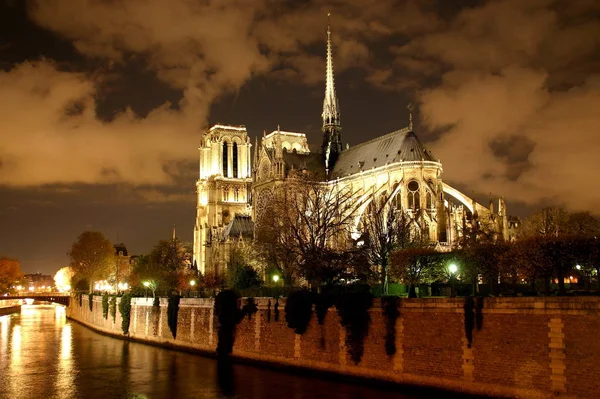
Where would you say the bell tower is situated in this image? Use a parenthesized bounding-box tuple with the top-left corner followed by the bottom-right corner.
(193, 124, 252, 274)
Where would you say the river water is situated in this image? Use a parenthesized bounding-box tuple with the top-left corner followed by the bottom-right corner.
(0, 305, 470, 399)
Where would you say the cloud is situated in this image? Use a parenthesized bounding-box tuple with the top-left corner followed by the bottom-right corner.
(411, 0, 600, 211)
(1, 0, 597, 214)
(0, 60, 199, 186)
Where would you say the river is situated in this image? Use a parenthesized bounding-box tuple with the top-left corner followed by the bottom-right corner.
(0, 305, 471, 399)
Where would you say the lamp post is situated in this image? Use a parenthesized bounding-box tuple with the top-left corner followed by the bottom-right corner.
(449, 263, 458, 298)
(272, 275, 280, 296)
(189, 280, 196, 298)
(143, 281, 150, 298)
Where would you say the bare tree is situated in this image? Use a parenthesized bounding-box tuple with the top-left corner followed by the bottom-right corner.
(519, 207, 600, 295)
(358, 195, 412, 295)
(255, 176, 362, 287)
(520, 207, 569, 239)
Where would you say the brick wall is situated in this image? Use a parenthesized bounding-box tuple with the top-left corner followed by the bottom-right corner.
(67, 296, 600, 399)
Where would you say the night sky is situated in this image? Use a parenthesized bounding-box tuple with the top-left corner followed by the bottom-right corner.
(1, 0, 599, 275)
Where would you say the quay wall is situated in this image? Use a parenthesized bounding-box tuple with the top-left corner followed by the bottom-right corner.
(0, 299, 22, 316)
(67, 296, 600, 399)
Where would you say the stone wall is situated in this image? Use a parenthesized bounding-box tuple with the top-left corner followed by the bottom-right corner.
(67, 296, 600, 399)
(0, 299, 22, 316)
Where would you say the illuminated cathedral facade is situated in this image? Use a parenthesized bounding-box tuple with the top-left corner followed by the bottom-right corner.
(192, 24, 508, 275)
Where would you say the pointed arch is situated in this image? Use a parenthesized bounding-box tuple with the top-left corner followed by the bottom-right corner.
(222, 142, 228, 177)
(232, 142, 238, 178)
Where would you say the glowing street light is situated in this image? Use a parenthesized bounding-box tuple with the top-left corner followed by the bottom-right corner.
(143, 281, 156, 299)
(449, 263, 458, 275)
(576, 264, 582, 270)
(272, 275, 280, 283)
(448, 263, 458, 298)
(190, 280, 196, 287)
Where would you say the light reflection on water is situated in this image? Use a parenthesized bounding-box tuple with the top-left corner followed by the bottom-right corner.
(0, 306, 472, 399)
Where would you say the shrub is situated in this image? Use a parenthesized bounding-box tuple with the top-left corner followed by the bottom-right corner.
(315, 291, 334, 325)
(464, 296, 475, 348)
(382, 296, 400, 356)
(102, 293, 109, 319)
(228, 264, 262, 290)
(476, 296, 484, 331)
(274, 298, 280, 322)
(167, 294, 181, 339)
(214, 290, 242, 356)
(109, 296, 117, 323)
(118, 293, 133, 335)
(336, 291, 373, 364)
(285, 290, 314, 334)
(241, 297, 258, 320)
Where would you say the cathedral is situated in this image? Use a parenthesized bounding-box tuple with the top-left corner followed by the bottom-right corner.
(192, 23, 509, 275)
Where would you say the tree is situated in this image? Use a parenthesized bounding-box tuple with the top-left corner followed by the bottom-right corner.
(132, 238, 194, 294)
(0, 257, 23, 293)
(359, 195, 412, 295)
(69, 231, 115, 292)
(520, 207, 569, 239)
(566, 212, 600, 237)
(53, 266, 75, 292)
(391, 247, 446, 297)
(227, 247, 262, 290)
(255, 176, 362, 287)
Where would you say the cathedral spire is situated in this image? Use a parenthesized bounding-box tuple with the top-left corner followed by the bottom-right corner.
(407, 103, 414, 131)
(322, 13, 342, 176)
(322, 13, 340, 127)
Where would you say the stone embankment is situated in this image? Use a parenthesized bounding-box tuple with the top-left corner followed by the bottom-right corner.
(67, 296, 600, 399)
(0, 299, 22, 316)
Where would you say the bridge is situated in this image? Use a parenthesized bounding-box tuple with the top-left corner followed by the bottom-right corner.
(2, 293, 70, 306)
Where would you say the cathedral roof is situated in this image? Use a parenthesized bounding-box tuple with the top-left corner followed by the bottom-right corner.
(330, 128, 437, 178)
(222, 215, 254, 240)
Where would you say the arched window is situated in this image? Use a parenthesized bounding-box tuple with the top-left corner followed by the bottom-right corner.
(426, 192, 432, 209)
(407, 180, 420, 210)
(232, 142, 238, 178)
(222, 142, 228, 177)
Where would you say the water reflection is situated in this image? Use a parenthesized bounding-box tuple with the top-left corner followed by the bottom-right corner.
(55, 323, 74, 399)
(0, 306, 477, 399)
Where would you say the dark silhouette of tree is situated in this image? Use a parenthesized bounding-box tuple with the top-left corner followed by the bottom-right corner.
(519, 208, 600, 294)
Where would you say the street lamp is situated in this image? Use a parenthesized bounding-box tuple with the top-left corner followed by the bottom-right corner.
(272, 275, 280, 283)
(449, 263, 458, 275)
(143, 281, 150, 298)
(189, 279, 196, 298)
(449, 263, 458, 297)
